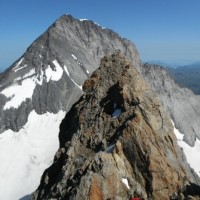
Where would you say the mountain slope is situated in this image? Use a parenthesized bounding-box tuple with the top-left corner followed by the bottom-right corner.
(0, 14, 140, 134)
(142, 64, 200, 176)
(0, 15, 140, 200)
(32, 53, 199, 200)
(142, 64, 200, 146)
(0, 111, 65, 200)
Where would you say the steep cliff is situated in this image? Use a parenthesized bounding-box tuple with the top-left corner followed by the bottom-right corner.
(32, 53, 199, 200)
(142, 64, 200, 147)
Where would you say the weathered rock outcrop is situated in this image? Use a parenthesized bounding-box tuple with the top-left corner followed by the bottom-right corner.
(32, 53, 199, 200)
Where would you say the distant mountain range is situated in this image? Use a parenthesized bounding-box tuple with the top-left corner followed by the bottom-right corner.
(147, 60, 200, 68)
(167, 63, 200, 95)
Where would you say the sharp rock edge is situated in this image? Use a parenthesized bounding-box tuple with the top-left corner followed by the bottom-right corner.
(32, 53, 200, 200)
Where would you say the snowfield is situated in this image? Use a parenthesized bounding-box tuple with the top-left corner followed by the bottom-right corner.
(45, 60, 63, 82)
(0, 110, 66, 200)
(1, 77, 37, 110)
(0, 59, 65, 110)
(172, 121, 200, 176)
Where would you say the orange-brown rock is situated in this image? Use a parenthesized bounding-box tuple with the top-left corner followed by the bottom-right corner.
(32, 53, 200, 200)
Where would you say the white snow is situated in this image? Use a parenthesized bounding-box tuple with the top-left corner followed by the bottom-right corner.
(14, 69, 36, 82)
(14, 64, 27, 72)
(63, 65, 82, 89)
(70, 77, 82, 90)
(93, 21, 101, 27)
(36, 69, 44, 85)
(79, 19, 106, 29)
(122, 178, 130, 189)
(71, 54, 77, 60)
(79, 19, 88, 21)
(23, 68, 35, 78)
(12, 58, 24, 71)
(1, 77, 36, 109)
(45, 60, 63, 82)
(172, 121, 200, 176)
(1, 60, 65, 110)
(64, 65, 70, 77)
(86, 70, 90, 74)
(112, 108, 122, 118)
(66, 59, 70, 65)
(0, 110, 66, 200)
(105, 144, 115, 153)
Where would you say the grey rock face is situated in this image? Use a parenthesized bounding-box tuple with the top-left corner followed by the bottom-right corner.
(1, 14, 199, 150)
(32, 53, 199, 200)
(0, 14, 140, 134)
(142, 64, 200, 146)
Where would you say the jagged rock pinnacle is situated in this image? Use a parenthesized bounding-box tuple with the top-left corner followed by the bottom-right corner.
(32, 53, 196, 200)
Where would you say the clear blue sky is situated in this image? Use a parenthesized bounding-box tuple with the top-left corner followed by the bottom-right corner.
(0, 0, 200, 71)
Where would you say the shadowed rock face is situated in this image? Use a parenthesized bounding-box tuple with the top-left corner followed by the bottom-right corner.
(32, 53, 197, 200)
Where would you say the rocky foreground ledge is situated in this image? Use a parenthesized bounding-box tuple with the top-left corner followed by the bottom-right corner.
(32, 53, 200, 200)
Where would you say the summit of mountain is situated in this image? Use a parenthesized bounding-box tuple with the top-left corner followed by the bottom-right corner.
(0, 14, 140, 200)
(32, 53, 200, 200)
(0, 14, 140, 134)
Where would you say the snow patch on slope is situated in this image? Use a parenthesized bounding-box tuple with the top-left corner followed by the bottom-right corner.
(14, 64, 27, 72)
(112, 108, 122, 118)
(1, 60, 65, 109)
(12, 58, 24, 71)
(0, 110, 66, 200)
(70, 77, 82, 90)
(79, 19, 106, 29)
(14, 68, 36, 82)
(64, 65, 70, 77)
(1, 77, 36, 109)
(45, 60, 63, 82)
(71, 54, 77, 60)
(79, 19, 88, 21)
(64, 65, 82, 90)
(172, 121, 200, 176)
(122, 178, 130, 189)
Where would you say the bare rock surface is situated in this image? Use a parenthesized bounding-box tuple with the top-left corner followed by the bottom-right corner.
(142, 64, 200, 146)
(32, 53, 199, 200)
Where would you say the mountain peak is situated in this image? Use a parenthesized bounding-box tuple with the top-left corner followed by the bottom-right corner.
(32, 53, 197, 199)
(0, 15, 141, 200)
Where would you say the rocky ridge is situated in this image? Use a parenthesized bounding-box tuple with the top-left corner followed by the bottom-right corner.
(32, 53, 199, 200)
